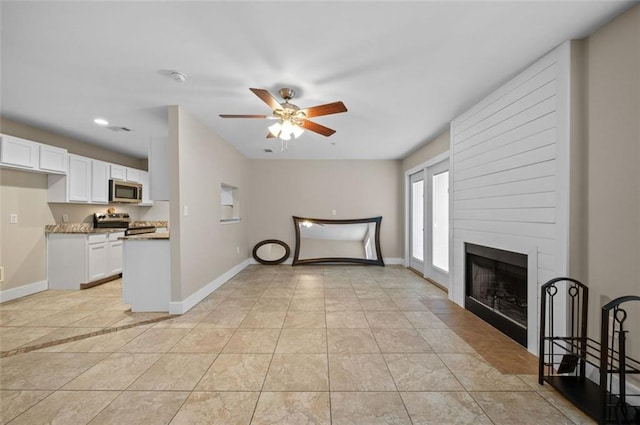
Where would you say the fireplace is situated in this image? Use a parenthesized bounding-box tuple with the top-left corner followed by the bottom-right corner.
(465, 243, 528, 347)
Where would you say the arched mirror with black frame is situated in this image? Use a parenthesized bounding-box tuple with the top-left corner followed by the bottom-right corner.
(292, 216, 384, 266)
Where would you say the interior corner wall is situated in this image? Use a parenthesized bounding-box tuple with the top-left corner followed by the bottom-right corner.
(583, 4, 640, 357)
(169, 106, 250, 302)
(247, 160, 403, 262)
(401, 130, 450, 173)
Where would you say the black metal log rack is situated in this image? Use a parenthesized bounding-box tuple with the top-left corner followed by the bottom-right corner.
(539, 277, 640, 424)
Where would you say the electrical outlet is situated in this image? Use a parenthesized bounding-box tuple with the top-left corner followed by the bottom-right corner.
(236, 247, 240, 254)
(9, 214, 18, 224)
(183, 205, 189, 216)
(0, 266, 4, 283)
(332, 209, 337, 216)
(62, 214, 69, 223)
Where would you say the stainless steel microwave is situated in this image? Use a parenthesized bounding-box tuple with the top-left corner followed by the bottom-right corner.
(109, 179, 142, 203)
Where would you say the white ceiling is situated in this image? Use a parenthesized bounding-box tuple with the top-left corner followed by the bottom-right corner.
(1, 1, 635, 160)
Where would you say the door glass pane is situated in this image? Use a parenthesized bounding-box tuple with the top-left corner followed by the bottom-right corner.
(412, 179, 424, 261)
(432, 171, 449, 271)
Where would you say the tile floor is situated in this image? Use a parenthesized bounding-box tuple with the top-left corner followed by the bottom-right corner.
(0, 279, 170, 356)
(0, 265, 595, 424)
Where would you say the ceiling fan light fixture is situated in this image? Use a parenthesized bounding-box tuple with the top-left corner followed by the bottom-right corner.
(268, 122, 282, 137)
(281, 120, 294, 135)
(280, 130, 292, 141)
(292, 125, 304, 139)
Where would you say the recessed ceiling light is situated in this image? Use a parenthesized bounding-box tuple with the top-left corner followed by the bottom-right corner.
(94, 118, 109, 126)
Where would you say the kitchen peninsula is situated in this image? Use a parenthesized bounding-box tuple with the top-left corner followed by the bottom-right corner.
(122, 232, 171, 312)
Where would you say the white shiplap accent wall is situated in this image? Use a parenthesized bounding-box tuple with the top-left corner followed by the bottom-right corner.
(450, 42, 572, 353)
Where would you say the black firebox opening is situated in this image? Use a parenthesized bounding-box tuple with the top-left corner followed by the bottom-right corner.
(465, 243, 528, 347)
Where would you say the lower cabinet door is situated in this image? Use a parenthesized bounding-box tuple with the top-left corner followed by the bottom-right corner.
(109, 240, 123, 275)
(88, 242, 108, 281)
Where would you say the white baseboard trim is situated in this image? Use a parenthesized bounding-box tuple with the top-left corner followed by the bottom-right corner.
(384, 258, 405, 265)
(0, 280, 48, 303)
(168, 259, 250, 314)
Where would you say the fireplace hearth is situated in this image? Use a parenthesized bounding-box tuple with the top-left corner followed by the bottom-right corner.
(465, 243, 528, 347)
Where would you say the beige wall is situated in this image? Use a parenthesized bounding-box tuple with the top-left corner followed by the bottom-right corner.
(168, 106, 249, 301)
(248, 160, 403, 261)
(582, 5, 640, 356)
(0, 170, 52, 289)
(401, 130, 450, 172)
(1, 117, 146, 169)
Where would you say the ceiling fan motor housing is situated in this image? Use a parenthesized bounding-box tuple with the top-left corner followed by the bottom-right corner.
(279, 88, 295, 101)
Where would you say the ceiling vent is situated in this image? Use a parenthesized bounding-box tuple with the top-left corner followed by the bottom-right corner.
(264, 149, 273, 153)
(107, 126, 132, 132)
(169, 71, 187, 83)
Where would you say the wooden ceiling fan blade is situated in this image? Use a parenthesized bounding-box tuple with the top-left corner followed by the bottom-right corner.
(250, 88, 282, 111)
(301, 120, 336, 137)
(266, 132, 276, 139)
(301, 101, 347, 118)
(219, 114, 268, 118)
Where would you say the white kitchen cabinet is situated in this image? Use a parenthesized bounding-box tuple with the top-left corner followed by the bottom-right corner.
(139, 170, 153, 206)
(48, 231, 125, 290)
(88, 237, 108, 281)
(0, 134, 39, 170)
(39, 145, 68, 173)
(91, 160, 109, 204)
(149, 136, 169, 201)
(68, 154, 92, 202)
(108, 233, 124, 274)
(110, 164, 127, 181)
(126, 167, 141, 183)
(1, 135, 68, 174)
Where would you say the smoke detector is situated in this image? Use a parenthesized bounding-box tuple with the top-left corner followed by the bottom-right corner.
(169, 71, 187, 83)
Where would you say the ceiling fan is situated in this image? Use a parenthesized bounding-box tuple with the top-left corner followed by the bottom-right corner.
(219, 88, 347, 141)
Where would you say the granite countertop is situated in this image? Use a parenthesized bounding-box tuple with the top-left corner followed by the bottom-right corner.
(121, 232, 170, 240)
(130, 221, 168, 228)
(45, 224, 121, 234)
(46, 220, 168, 234)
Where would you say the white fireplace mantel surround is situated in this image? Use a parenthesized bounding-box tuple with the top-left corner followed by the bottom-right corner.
(449, 41, 573, 354)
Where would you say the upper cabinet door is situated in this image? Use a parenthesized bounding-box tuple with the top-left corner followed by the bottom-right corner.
(68, 154, 92, 202)
(91, 160, 109, 204)
(39, 145, 68, 173)
(126, 167, 141, 183)
(0, 134, 39, 169)
(110, 164, 126, 180)
(139, 171, 153, 206)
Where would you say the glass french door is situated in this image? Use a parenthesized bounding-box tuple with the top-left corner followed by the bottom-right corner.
(425, 160, 449, 286)
(408, 159, 449, 287)
(409, 171, 424, 271)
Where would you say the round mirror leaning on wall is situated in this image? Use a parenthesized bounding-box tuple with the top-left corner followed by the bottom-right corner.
(252, 239, 291, 265)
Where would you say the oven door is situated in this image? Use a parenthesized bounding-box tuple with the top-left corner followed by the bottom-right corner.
(109, 180, 142, 203)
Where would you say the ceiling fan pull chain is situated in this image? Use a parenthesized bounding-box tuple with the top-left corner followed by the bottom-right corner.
(281, 139, 288, 152)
